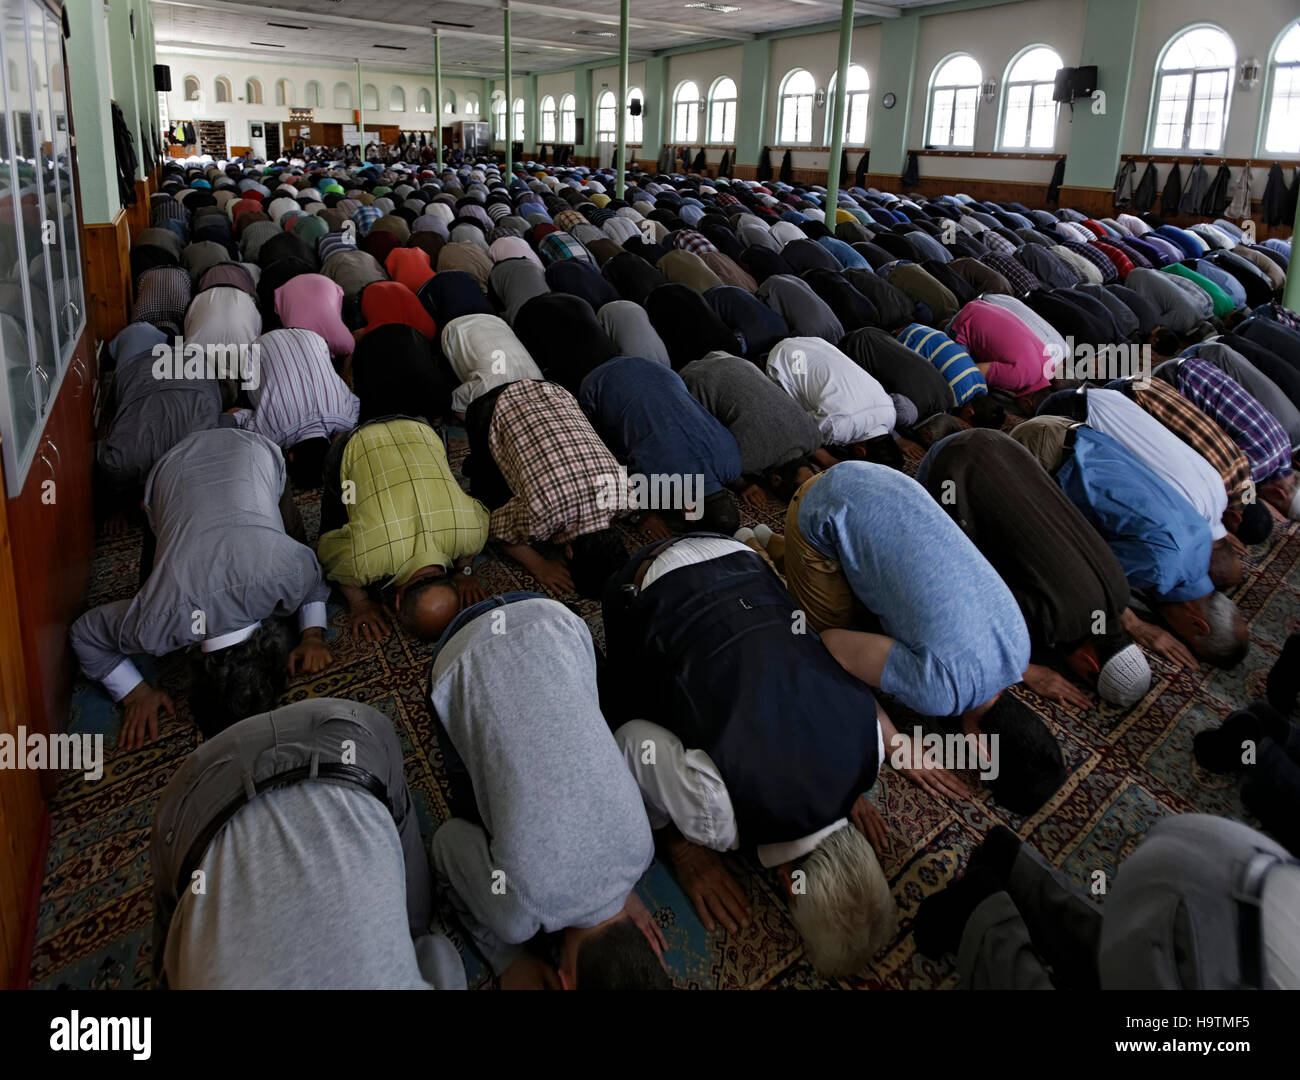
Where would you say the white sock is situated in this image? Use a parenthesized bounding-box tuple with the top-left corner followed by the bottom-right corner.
(752, 524, 773, 549)
(734, 526, 755, 542)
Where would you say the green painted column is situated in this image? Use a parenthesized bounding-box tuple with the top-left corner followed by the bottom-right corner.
(869, 13, 919, 178)
(824, 0, 855, 199)
(616, 0, 629, 195)
(433, 32, 443, 170)
(1284, 195, 1300, 313)
(356, 61, 365, 155)
(1061, 0, 1143, 191)
(65, 0, 117, 223)
(503, 5, 513, 159)
(525, 74, 538, 154)
(573, 67, 591, 159)
(641, 56, 666, 166)
(735, 39, 770, 170)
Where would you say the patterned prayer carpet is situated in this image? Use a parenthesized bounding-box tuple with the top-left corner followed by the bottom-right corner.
(28, 425, 1300, 990)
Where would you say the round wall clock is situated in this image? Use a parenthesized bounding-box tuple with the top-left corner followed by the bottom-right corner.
(882, 92, 897, 109)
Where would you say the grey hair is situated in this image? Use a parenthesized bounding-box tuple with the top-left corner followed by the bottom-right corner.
(1198, 590, 1248, 668)
(787, 823, 898, 977)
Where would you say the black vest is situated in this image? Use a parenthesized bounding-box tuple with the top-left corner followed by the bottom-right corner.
(603, 540, 880, 844)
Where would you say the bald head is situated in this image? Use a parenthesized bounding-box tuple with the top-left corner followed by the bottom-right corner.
(397, 575, 461, 639)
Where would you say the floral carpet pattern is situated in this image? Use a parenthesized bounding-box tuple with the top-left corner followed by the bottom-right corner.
(28, 426, 1300, 990)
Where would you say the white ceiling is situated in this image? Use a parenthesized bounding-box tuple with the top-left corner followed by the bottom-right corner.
(152, 0, 963, 79)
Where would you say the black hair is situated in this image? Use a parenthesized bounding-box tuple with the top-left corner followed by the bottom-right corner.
(697, 490, 740, 535)
(965, 394, 1005, 430)
(574, 917, 672, 990)
(1235, 501, 1273, 546)
(189, 620, 293, 739)
(979, 695, 1065, 816)
(569, 528, 630, 600)
(286, 437, 331, 492)
(1150, 326, 1182, 358)
(767, 457, 812, 500)
(858, 434, 905, 470)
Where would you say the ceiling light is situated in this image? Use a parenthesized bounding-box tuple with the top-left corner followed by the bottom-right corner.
(249, 41, 286, 47)
(575, 30, 616, 37)
(374, 44, 408, 50)
(684, 3, 742, 11)
(265, 21, 310, 29)
(431, 19, 475, 28)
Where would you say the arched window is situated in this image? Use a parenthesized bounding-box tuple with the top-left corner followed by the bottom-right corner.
(559, 93, 576, 142)
(708, 77, 737, 143)
(183, 74, 201, 102)
(1000, 46, 1063, 149)
(333, 82, 353, 110)
(493, 94, 507, 140)
(389, 86, 405, 112)
(465, 92, 479, 117)
(673, 80, 700, 142)
(513, 97, 525, 141)
(362, 84, 379, 111)
(245, 78, 263, 105)
(1149, 25, 1235, 151)
(214, 76, 232, 104)
(927, 54, 981, 148)
(415, 87, 432, 114)
(274, 79, 292, 107)
(626, 86, 644, 143)
(1263, 20, 1300, 154)
(778, 69, 815, 144)
(304, 80, 323, 108)
(596, 90, 617, 142)
(443, 89, 457, 114)
(827, 64, 870, 145)
(540, 95, 557, 141)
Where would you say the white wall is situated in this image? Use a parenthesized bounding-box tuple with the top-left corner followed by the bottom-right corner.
(159, 50, 485, 150)
(590, 60, 647, 146)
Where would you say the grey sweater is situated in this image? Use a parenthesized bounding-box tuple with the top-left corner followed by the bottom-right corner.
(680, 351, 822, 474)
(430, 598, 653, 974)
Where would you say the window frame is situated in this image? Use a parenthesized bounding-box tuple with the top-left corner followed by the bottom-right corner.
(708, 76, 737, 144)
(539, 94, 557, 142)
(214, 76, 232, 104)
(925, 53, 982, 149)
(1146, 23, 1236, 153)
(626, 86, 644, 143)
(825, 64, 870, 147)
(245, 78, 263, 105)
(513, 97, 525, 141)
(998, 45, 1063, 150)
(304, 80, 323, 108)
(596, 89, 617, 143)
(672, 80, 700, 143)
(777, 68, 816, 145)
(559, 93, 576, 143)
(1260, 19, 1300, 157)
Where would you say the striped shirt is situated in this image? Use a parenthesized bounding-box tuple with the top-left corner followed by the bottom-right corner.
(896, 323, 987, 405)
(488, 379, 625, 545)
(234, 328, 359, 449)
(1169, 358, 1293, 484)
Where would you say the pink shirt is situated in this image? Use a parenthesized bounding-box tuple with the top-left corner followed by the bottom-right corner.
(950, 299, 1052, 395)
(274, 274, 355, 360)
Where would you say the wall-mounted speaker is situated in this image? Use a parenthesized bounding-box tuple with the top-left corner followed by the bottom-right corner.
(154, 64, 172, 92)
(629, 97, 642, 117)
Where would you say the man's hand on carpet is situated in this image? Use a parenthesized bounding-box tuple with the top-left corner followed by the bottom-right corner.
(623, 892, 668, 962)
(288, 629, 333, 676)
(531, 557, 575, 595)
(1124, 615, 1197, 670)
(640, 512, 674, 541)
(738, 482, 766, 509)
(455, 572, 487, 607)
(1022, 663, 1092, 710)
(349, 598, 391, 643)
(850, 794, 889, 855)
(499, 953, 560, 990)
(666, 834, 750, 935)
(119, 683, 173, 751)
(887, 731, 971, 803)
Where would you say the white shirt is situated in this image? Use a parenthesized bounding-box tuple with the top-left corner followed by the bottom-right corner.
(440, 314, 543, 414)
(1085, 387, 1228, 540)
(767, 336, 896, 446)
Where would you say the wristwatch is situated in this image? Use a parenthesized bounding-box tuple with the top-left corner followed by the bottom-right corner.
(461, 565, 474, 576)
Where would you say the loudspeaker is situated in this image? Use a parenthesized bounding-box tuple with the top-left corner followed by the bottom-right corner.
(575, 118, 585, 144)
(629, 97, 642, 117)
(154, 64, 172, 92)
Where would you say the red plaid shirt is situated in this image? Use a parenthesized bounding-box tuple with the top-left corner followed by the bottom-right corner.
(1091, 241, 1134, 282)
(488, 380, 628, 544)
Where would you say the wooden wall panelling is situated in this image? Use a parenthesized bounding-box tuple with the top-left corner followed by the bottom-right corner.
(82, 210, 132, 344)
(0, 464, 48, 989)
